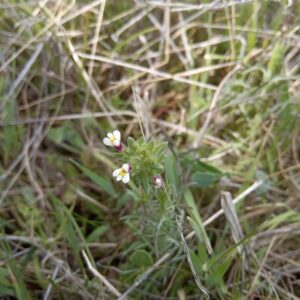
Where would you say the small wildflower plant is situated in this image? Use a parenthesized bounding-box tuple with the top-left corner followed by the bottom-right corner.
(103, 129, 209, 296)
(103, 130, 167, 203)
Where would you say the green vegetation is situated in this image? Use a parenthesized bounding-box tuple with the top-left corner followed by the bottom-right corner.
(1, 0, 300, 299)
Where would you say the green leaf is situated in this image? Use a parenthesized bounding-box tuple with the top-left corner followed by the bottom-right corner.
(184, 189, 213, 255)
(189, 249, 204, 276)
(197, 244, 208, 265)
(255, 170, 271, 194)
(21, 246, 37, 268)
(70, 159, 117, 197)
(49, 195, 90, 276)
(210, 253, 233, 283)
(21, 187, 36, 205)
(164, 153, 180, 191)
(192, 161, 223, 175)
(156, 141, 168, 157)
(191, 172, 216, 188)
(1, 244, 31, 300)
(268, 42, 286, 76)
(0, 267, 15, 297)
(65, 218, 81, 257)
(47, 127, 65, 144)
(261, 211, 300, 230)
(129, 250, 153, 268)
(86, 225, 109, 243)
(127, 137, 135, 147)
(184, 159, 223, 188)
(47, 122, 84, 149)
(2, 99, 23, 164)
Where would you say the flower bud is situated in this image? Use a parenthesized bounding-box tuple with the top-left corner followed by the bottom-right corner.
(153, 176, 163, 188)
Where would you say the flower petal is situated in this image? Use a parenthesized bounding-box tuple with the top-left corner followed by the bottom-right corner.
(122, 163, 129, 172)
(107, 132, 113, 138)
(116, 175, 122, 181)
(122, 173, 130, 184)
(103, 137, 113, 146)
(113, 169, 121, 177)
(113, 130, 121, 141)
(112, 139, 121, 147)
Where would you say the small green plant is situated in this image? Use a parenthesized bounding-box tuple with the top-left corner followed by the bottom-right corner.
(103, 130, 210, 297)
(103, 130, 167, 200)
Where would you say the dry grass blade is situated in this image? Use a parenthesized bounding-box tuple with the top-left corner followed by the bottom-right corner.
(0, 111, 137, 126)
(193, 64, 242, 148)
(82, 250, 122, 298)
(3, 43, 44, 107)
(117, 252, 171, 300)
(77, 52, 217, 90)
(0, 1, 75, 72)
(221, 191, 245, 254)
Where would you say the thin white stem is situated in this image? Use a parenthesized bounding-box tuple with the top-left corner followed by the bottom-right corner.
(117, 253, 171, 300)
(132, 86, 147, 142)
(193, 64, 242, 148)
(78, 52, 217, 90)
(82, 250, 122, 297)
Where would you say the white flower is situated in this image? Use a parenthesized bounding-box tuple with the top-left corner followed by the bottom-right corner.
(103, 130, 121, 147)
(153, 176, 163, 188)
(112, 163, 130, 184)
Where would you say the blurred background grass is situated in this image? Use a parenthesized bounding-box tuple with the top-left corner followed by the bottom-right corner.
(0, 0, 300, 299)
